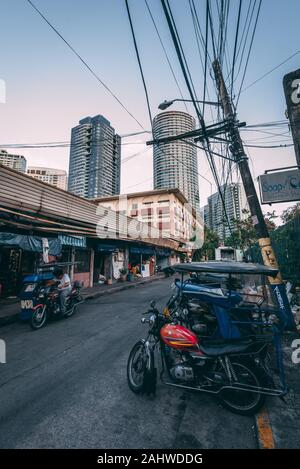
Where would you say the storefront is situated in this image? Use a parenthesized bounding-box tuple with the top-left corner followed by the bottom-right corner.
(94, 243, 127, 284)
(155, 248, 172, 270)
(129, 246, 156, 278)
(0, 232, 61, 297)
(59, 235, 93, 288)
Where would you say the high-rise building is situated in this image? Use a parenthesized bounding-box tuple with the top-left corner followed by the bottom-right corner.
(204, 183, 249, 240)
(27, 167, 67, 190)
(152, 111, 200, 212)
(68, 115, 121, 199)
(0, 149, 27, 173)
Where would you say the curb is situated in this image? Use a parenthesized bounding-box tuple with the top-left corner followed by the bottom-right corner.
(0, 274, 166, 327)
(0, 312, 20, 327)
(82, 274, 164, 301)
(255, 406, 275, 449)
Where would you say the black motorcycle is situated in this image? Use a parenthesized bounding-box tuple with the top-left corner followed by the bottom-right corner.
(20, 280, 83, 330)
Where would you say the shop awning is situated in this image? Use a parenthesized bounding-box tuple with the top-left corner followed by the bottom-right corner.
(0, 232, 61, 255)
(155, 248, 171, 257)
(59, 235, 86, 248)
(97, 243, 119, 252)
(130, 246, 155, 255)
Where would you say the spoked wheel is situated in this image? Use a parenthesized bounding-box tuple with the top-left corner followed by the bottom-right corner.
(30, 306, 47, 330)
(64, 300, 76, 318)
(218, 360, 265, 416)
(127, 340, 153, 393)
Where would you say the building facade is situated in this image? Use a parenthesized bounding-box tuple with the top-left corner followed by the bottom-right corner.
(27, 167, 67, 190)
(204, 183, 249, 241)
(0, 149, 27, 173)
(68, 115, 121, 199)
(94, 188, 203, 250)
(152, 111, 200, 213)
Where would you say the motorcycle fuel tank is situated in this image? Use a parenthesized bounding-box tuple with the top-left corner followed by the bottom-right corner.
(160, 324, 199, 350)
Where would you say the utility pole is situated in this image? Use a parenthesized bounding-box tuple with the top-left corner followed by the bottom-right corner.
(212, 59, 295, 330)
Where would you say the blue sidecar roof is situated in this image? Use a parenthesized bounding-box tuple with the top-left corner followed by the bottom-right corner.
(172, 261, 278, 277)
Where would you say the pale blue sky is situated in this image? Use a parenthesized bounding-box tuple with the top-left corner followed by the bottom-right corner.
(1, 0, 299, 215)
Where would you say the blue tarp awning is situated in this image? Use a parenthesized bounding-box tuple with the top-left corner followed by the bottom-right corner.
(0, 232, 61, 256)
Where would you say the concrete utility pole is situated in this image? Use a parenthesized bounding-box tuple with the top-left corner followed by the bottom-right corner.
(283, 69, 300, 166)
(212, 59, 295, 329)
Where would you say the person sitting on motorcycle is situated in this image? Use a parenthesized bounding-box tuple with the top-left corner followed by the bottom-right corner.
(53, 268, 72, 316)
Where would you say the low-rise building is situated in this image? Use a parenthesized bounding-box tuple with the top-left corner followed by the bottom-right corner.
(27, 167, 67, 190)
(0, 149, 27, 173)
(93, 188, 203, 251)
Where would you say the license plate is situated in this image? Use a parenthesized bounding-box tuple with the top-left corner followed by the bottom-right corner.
(21, 300, 33, 309)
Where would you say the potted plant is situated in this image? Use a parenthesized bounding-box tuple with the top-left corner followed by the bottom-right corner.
(119, 268, 128, 282)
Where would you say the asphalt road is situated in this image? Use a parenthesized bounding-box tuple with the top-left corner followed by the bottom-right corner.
(0, 279, 258, 449)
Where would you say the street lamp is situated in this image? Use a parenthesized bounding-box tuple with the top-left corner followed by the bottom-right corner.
(158, 98, 220, 110)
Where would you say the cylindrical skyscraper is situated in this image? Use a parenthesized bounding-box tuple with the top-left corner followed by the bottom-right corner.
(153, 110, 200, 212)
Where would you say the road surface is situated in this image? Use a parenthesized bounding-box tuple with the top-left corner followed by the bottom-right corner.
(0, 279, 258, 448)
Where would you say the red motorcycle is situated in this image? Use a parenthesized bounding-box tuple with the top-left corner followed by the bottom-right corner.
(127, 301, 271, 415)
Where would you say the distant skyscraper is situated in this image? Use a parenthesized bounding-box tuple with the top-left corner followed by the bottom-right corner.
(152, 111, 200, 212)
(204, 183, 249, 240)
(0, 149, 26, 173)
(27, 167, 67, 190)
(68, 115, 121, 199)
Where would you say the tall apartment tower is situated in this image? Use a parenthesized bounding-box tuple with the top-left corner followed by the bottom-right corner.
(0, 149, 27, 173)
(152, 111, 200, 212)
(68, 115, 121, 199)
(204, 183, 249, 240)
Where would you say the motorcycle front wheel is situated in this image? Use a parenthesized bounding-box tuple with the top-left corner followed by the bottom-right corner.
(30, 306, 47, 330)
(127, 340, 155, 394)
(217, 360, 265, 416)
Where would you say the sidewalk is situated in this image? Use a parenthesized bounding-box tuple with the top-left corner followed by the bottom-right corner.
(255, 334, 300, 449)
(0, 273, 165, 327)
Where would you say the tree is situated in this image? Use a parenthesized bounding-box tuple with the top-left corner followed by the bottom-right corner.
(193, 227, 220, 261)
(225, 210, 277, 250)
(281, 203, 300, 223)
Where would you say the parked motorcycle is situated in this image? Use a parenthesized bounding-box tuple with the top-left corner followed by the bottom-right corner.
(127, 300, 275, 416)
(20, 275, 83, 330)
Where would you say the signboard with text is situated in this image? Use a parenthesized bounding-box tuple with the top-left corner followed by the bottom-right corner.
(258, 169, 300, 204)
(283, 69, 300, 166)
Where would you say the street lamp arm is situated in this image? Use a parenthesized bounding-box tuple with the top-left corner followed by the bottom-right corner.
(158, 98, 220, 110)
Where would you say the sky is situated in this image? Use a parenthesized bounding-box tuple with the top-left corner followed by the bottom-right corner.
(1, 0, 300, 221)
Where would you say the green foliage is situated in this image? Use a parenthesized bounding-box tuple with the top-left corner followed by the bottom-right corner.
(281, 203, 300, 223)
(193, 227, 220, 261)
(225, 210, 276, 250)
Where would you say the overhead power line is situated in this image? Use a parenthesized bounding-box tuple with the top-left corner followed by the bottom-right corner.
(241, 48, 300, 93)
(144, 0, 188, 113)
(125, 0, 153, 127)
(26, 0, 145, 130)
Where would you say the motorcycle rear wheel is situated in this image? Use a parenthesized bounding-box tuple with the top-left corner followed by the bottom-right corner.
(217, 360, 265, 416)
(30, 306, 47, 330)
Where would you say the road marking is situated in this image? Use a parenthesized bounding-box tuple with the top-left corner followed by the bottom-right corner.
(255, 407, 275, 449)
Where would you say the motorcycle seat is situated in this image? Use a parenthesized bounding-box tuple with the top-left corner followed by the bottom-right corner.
(199, 339, 254, 357)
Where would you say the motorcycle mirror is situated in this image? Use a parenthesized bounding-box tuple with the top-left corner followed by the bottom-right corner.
(150, 300, 156, 309)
